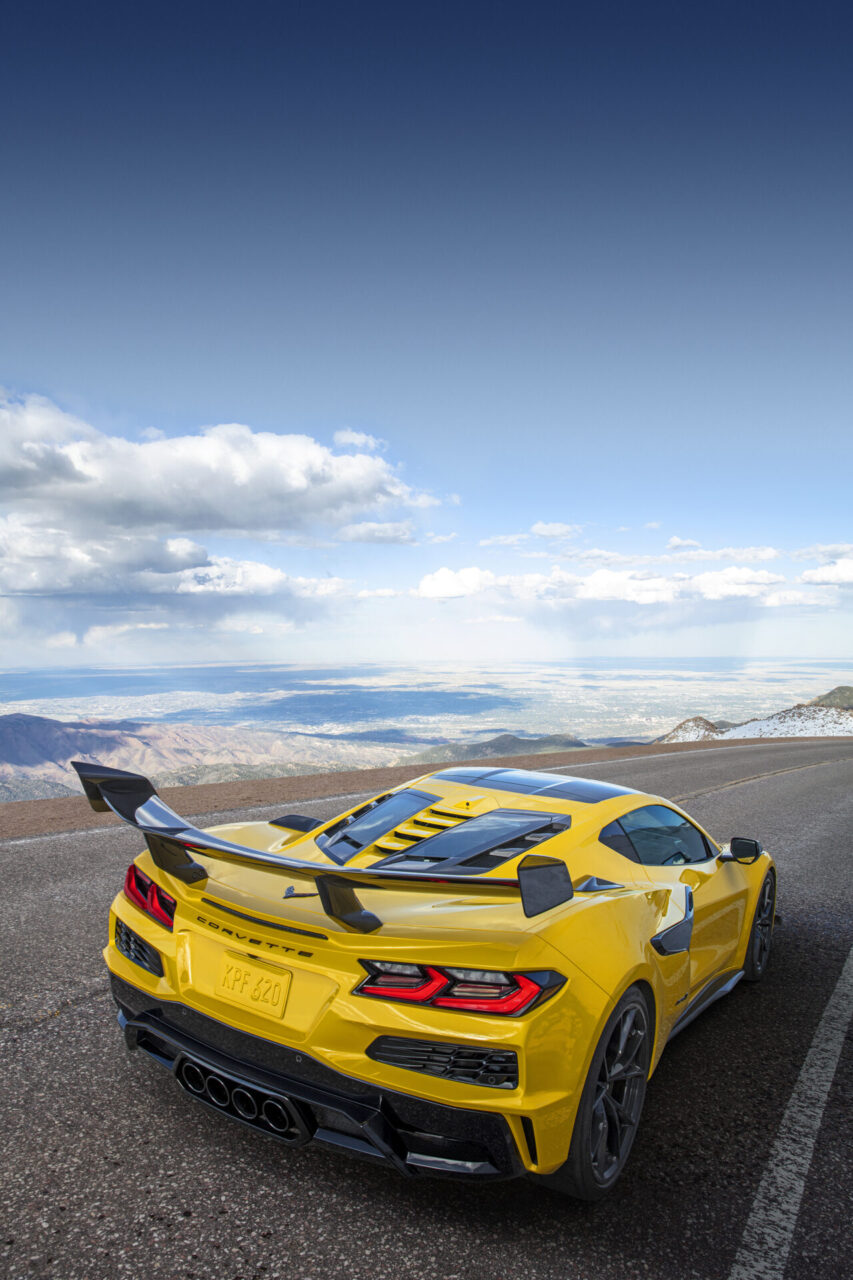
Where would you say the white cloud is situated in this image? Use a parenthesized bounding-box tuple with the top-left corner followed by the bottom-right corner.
(465, 614, 523, 624)
(667, 536, 701, 549)
(338, 520, 416, 544)
(332, 428, 383, 451)
(792, 543, 853, 562)
(1, 393, 428, 534)
(480, 521, 581, 548)
(413, 561, 806, 612)
(0, 393, 429, 646)
(644, 521, 661, 529)
(0, 516, 209, 594)
(530, 521, 581, 538)
(555, 543, 781, 566)
(761, 588, 838, 608)
(356, 587, 399, 598)
(214, 614, 296, 636)
(45, 630, 77, 649)
(688, 567, 785, 600)
(576, 569, 681, 604)
(800, 558, 853, 585)
(415, 567, 497, 598)
(425, 531, 457, 544)
(83, 621, 169, 646)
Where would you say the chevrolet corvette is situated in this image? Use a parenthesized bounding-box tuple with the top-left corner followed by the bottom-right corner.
(75, 760, 776, 1199)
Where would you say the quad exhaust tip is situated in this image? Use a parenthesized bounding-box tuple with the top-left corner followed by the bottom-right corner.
(176, 1056, 309, 1144)
(204, 1074, 230, 1108)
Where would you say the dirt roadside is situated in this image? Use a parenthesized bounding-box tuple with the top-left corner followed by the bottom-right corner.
(1, 736, 842, 841)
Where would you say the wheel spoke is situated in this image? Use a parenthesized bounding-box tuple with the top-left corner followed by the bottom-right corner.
(616, 1008, 636, 1058)
(602, 1092, 623, 1153)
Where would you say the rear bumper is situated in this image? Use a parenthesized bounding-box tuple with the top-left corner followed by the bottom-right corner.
(110, 974, 526, 1180)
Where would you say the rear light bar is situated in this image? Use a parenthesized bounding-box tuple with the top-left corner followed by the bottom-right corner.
(123, 863, 177, 931)
(355, 961, 564, 1016)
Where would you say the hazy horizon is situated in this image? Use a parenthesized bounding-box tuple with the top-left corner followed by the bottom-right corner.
(2, 658, 849, 744)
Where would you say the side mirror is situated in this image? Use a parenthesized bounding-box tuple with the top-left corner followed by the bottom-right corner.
(721, 837, 763, 864)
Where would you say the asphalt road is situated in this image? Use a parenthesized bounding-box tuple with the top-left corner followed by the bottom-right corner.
(1, 739, 852, 1280)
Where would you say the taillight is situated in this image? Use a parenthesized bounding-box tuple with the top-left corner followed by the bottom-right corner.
(355, 961, 564, 1016)
(123, 863, 177, 931)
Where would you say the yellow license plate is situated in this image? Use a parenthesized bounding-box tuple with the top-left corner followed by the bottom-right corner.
(217, 954, 291, 1018)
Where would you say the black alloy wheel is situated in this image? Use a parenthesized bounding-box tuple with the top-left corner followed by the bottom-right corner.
(588, 998, 650, 1184)
(744, 870, 776, 982)
(535, 985, 652, 1200)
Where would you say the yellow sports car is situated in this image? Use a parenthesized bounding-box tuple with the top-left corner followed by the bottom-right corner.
(75, 760, 776, 1199)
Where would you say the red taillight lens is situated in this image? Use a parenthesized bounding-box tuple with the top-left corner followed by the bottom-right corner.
(355, 962, 563, 1016)
(124, 863, 150, 912)
(434, 972, 543, 1014)
(357, 963, 448, 1002)
(123, 863, 176, 931)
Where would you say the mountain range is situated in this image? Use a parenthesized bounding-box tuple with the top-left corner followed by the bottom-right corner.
(656, 687, 853, 743)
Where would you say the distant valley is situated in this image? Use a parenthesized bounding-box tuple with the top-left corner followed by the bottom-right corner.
(1, 685, 851, 803)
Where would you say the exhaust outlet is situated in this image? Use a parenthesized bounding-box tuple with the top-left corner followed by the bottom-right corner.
(204, 1074, 231, 1108)
(181, 1061, 207, 1095)
(261, 1098, 294, 1133)
(231, 1087, 259, 1120)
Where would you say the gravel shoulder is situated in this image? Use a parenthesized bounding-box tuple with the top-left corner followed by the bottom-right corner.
(2, 735, 849, 840)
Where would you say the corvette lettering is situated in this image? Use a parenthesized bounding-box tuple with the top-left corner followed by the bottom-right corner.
(195, 914, 313, 957)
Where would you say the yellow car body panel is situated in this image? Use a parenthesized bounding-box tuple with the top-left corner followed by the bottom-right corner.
(89, 763, 775, 1181)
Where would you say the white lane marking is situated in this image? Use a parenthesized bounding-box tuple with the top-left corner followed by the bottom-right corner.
(727, 944, 853, 1280)
(549, 741, 853, 773)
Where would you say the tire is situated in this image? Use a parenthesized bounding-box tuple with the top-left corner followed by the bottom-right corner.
(535, 985, 652, 1201)
(743, 869, 776, 982)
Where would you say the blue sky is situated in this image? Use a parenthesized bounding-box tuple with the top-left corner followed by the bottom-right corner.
(1, 1, 851, 666)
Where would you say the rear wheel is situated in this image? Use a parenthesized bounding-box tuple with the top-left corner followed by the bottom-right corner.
(743, 870, 776, 982)
(535, 985, 652, 1200)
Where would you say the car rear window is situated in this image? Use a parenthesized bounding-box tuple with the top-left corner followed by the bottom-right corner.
(316, 789, 437, 862)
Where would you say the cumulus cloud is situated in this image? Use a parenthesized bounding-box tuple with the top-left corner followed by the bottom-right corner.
(338, 520, 416, 544)
(174, 558, 349, 598)
(416, 567, 498, 598)
(530, 521, 581, 538)
(792, 543, 853, 562)
(576, 569, 681, 605)
(332, 428, 383, 451)
(556, 543, 781, 566)
(413, 561, 797, 611)
(1, 393, 429, 534)
(480, 521, 581, 548)
(800, 558, 853, 585)
(83, 621, 169, 646)
(0, 393, 433, 646)
(688, 567, 785, 599)
(0, 516, 209, 595)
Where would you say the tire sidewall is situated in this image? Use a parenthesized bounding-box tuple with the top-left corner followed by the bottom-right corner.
(542, 984, 652, 1201)
(743, 868, 776, 982)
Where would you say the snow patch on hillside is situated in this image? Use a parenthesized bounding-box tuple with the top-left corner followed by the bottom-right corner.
(657, 717, 722, 743)
(719, 705, 853, 738)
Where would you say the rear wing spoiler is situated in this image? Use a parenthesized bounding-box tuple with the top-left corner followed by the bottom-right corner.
(71, 761, 575, 926)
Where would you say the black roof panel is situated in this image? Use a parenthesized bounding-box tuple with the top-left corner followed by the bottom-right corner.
(432, 767, 635, 804)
